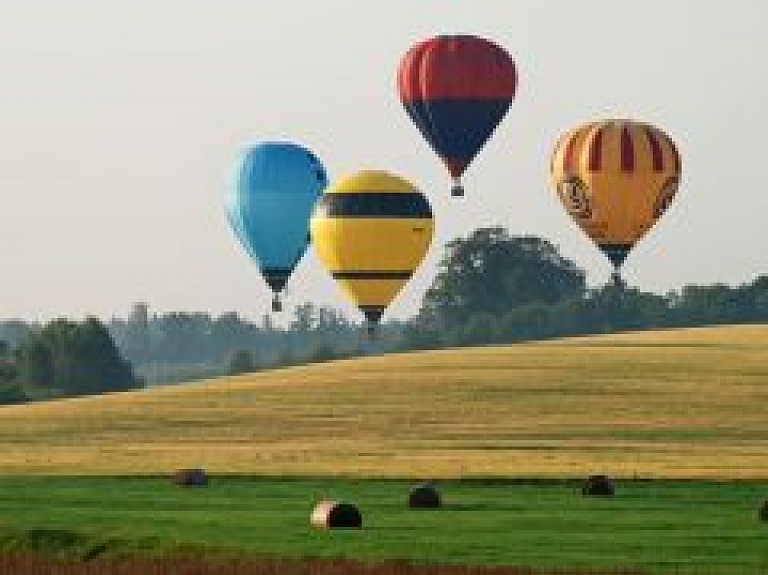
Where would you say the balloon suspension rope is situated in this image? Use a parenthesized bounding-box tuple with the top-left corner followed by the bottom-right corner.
(451, 177, 464, 198)
(271, 294, 283, 313)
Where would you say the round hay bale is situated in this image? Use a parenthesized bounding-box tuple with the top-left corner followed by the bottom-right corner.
(408, 483, 441, 509)
(759, 500, 768, 522)
(582, 474, 615, 497)
(171, 468, 208, 487)
(310, 500, 362, 529)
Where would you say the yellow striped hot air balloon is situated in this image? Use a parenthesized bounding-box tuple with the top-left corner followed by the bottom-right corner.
(310, 170, 434, 336)
(550, 119, 681, 284)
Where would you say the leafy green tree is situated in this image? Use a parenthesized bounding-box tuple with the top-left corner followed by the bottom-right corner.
(71, 317, 141, 394)
(274, 345, 296, 368)
(745, 275, 768, 316)
(0, 340, 22, 401)
(304, 343, 337, 364)
(227, 349, 256, 375)
(415, 228, 586, 331)
(15, 339, 54, 389)
(15, 317, 141, 397)
(0, 382, 25, 404)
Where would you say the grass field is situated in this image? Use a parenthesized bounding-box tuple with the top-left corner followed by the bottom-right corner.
(0, 476, 766, 573)
(0, 325, 766, 478)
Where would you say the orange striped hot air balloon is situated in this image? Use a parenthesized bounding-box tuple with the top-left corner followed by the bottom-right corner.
(550, 119, 681, 285)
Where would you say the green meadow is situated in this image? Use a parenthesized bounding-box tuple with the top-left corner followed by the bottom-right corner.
(0, 476, 766, 573)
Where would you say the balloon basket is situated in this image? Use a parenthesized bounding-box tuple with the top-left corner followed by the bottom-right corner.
(450, 184, 465, 197)
(271, 296, 283, 313)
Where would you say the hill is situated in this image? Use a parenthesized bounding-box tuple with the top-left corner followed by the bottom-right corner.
(0, 325, 766, 478)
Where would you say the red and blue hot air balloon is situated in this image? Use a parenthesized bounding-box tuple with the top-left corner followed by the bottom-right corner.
(397, 35, 517, 197)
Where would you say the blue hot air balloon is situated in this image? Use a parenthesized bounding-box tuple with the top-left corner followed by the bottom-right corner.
(227, 142, 328, 312)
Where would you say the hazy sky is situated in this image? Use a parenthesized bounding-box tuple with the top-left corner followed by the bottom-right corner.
(1, 1, 766, 323)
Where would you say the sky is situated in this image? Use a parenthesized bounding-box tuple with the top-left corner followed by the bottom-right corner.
(1, 1, 766, 323)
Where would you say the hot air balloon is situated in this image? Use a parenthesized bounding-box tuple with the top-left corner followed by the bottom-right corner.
(227, 142, 327, 312)
(550, 119, 681, 285)
(397, 35, 517, 197)
(310, 170, 434, 336)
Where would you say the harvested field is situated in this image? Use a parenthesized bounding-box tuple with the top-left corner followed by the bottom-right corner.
(1, 328, 767, 572)
(0, 325, 766, 478)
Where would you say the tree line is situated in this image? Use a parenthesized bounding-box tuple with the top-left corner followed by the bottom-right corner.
(2, 227, 766, 404)
(402, 228, 768, 349)
(0, 317, 140, 404)
(0, 303, 404, 401)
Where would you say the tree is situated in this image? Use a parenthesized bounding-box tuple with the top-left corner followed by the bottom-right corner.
(0, 339, 23, 401)
(71, 317, 142, 394)
(0, 320, 33, 349)
(152, 312, 212, 363)
(0, 381, 25, 404)
(274, 345, 296, 368)
(227, 349, 256, 375)
(291, 303, 318, 332)
(15, 338, 54, 389)
(120, 302, 152, 363)
(415, 228, 586, 330)
(15, 317, 141, 397)
(304, 343, 337, 364)
(315, 307, 351, 332)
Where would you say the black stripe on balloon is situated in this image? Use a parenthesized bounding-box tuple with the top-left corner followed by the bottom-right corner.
(332, 270, 413, 280)
(314, 192, 432, 218)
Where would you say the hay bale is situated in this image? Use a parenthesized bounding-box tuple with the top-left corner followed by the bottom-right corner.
(759, 500, 768, 522)
(171, 468, 208, 487)
(582, 474, 615, 497)
(408, 482, 441, 509)
(310, 500, 362, 529)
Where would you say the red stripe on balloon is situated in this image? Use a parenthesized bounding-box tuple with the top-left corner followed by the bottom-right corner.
(643, 126, 665, 171)
(621, 126, 635, 172)
(562, 132, 579, 173)
(588, 127, 604, 171)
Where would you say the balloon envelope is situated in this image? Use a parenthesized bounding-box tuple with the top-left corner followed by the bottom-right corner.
(310, 170, 434, 327)
(227, 142, 327, 305)
(550, 119, 681, 277)
(398, 35, 517, 196)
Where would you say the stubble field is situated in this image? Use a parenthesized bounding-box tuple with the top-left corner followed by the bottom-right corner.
(0, 325, 766, 478)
